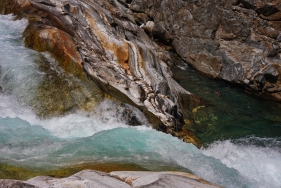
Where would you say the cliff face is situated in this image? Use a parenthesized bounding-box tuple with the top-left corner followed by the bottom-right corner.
(0, 0, 205, 145)
(130, 0, 281, 101)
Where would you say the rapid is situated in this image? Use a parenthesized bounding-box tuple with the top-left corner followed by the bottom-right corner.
(0, 15, 281, 188)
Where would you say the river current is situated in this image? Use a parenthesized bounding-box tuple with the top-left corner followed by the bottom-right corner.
(0, 15, 281, 188)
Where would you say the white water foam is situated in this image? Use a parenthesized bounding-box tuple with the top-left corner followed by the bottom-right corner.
(0, 93, 153, 139)
(0, 14, 150, 139)
(0, 14, 28, 37)
(0, 15, 43, 107)
(202, 138, 281, 188)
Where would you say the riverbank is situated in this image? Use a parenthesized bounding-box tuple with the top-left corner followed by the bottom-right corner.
(0, 170, 221, 188)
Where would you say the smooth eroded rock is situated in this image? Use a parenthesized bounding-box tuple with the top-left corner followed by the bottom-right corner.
(0, 170, 221, 188)
(109, 171, 222, 188)
(0, 0, 205, 146)
(27, 170, 131, 188)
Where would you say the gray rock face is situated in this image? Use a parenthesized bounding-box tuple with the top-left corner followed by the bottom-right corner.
(0, 170, 221, 188)
(0, 0, 204, 144)
(130, 0, 281, 101)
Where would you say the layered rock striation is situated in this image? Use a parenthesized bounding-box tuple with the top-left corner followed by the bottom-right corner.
(0, 0, 204, 144)
(130, 0, 281, 101)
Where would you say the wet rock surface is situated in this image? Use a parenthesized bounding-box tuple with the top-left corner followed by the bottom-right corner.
(0, 0, 204, 145)
(130, 0, 281, 101)
(0, 170, 221, 188)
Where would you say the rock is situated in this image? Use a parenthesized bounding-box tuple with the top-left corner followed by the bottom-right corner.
(142, 21, 155, 35)
(0, 170, 221, 188)
(130, 0, 281, 101)
(23, 22, 83, 76)
(27, 170, 131, 188)
(134, 13, 151, 25)
(0, 0, 205, 144)
(109, 171, 221, 188)
(0, 179, 38, 188)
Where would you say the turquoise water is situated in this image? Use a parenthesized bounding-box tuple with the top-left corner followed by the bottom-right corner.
(0, 14, 281, 188)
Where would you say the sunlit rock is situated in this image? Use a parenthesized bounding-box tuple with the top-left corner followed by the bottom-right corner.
(24, 23, 83, 76)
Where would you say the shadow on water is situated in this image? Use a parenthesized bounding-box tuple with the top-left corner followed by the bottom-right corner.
(171, 54, 281, 145)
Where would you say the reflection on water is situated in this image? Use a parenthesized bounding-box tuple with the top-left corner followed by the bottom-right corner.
(172, 59, 281, 144)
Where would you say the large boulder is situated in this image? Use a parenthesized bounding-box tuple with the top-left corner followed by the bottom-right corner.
(130, 0, 281, 101)
(0, 0, 204, 145)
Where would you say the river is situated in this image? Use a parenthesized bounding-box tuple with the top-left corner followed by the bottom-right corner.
(0, 14, 281, 188)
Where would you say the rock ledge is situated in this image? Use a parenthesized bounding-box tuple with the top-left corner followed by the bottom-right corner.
(0, 170, 221, 188)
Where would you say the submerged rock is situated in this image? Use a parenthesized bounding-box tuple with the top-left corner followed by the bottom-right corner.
(0, 170, 221, 188)
(32, 55, 104, 118)
(130, 0, 281, 101)
(0, 0, 204, 145)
